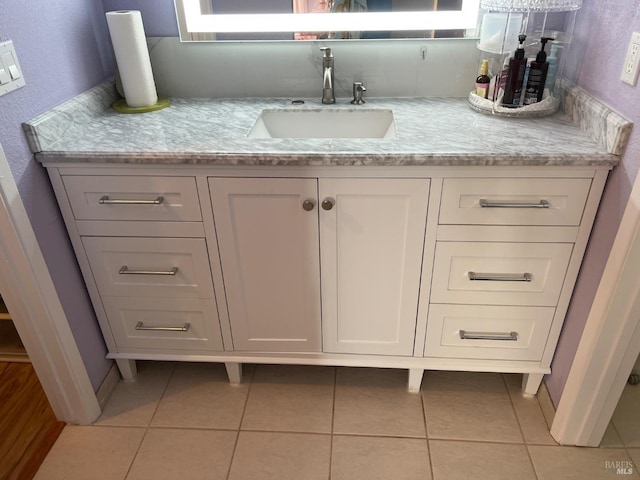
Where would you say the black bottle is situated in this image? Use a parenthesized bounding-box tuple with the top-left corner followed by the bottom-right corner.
(524, 37, 554, 105)
(502, 34, 527, 107)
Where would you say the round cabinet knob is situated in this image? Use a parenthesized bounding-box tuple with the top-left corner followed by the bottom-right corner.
(321, 198, 335, 211)
(302, 199, 315, 211)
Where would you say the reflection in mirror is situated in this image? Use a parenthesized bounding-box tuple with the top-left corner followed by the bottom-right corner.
(175, 0, 480, 42)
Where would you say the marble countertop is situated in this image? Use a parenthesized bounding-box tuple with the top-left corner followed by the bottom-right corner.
(24, 82, 627, 167)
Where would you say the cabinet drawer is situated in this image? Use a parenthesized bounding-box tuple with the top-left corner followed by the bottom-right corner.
(431, 242, 572, 306)
(439, 178, 591, 226)
(82, 237, 214, 299)
(103, 297, 223, 352)
(62, 175, 202, 221)
(424, 304, 554, 361)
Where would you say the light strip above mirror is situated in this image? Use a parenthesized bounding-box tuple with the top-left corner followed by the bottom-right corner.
(181, 0, 481, 34)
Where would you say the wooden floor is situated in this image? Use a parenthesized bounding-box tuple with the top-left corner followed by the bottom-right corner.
(0, 362, 64, 480)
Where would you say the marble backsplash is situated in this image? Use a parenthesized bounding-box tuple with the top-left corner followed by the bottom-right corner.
(556, 78, 632, 157)
(146, 37, 481, 99)
(23, 82, 119, 154)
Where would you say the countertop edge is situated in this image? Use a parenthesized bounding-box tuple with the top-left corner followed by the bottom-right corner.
(35, 151, 620, 168)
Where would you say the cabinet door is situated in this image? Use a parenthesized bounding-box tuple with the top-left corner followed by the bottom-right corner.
(209, 178, 321, 352)
(319, 178, 430, 356)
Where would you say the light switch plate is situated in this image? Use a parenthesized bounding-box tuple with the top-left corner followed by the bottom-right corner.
(0, 41, 25, 97)
(621, 32, 640, 86)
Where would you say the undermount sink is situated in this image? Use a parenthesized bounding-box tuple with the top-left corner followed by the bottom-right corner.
(247, 108, 397, 139)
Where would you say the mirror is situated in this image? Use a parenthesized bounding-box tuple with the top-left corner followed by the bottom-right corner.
(175, 0, 480, 41)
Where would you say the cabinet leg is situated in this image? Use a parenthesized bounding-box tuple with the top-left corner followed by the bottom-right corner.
(522, 373, 544, 396)
(116, 359, 137, 381)
(408, 368, 424, 393)
(225, 362, 243, 385)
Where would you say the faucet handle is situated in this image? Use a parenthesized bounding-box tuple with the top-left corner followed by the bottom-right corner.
(351, 82, 367, 105)
(320, 47, 333, 58)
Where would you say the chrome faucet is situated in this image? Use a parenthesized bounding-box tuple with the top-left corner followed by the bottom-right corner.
(320, 47, 335, 104)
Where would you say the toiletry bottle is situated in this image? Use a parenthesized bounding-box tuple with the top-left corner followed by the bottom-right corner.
(544, 43, 561, 91)
(502, 34, 527, 107)
(524, 37, 554, 105)
(475, 59, 491, 99)
(520, 58, 534, 106)
(493, 55, 510, 101)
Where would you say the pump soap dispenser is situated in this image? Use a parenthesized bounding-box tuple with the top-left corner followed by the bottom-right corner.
(502, 34, 527, 107)
(524, 37, 554, 105)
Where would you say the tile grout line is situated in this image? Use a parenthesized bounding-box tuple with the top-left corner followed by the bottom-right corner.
(225, 363, 256, 480)
(143, 425, 336, 436)
(328, 366, 337, 480)
(502, 374, 541, 480)
(609, 417, 627, 448)
(618, 418, 640, 469)
(426, 437, 555, 447)
(124, 361, 178, 480)
(624, 445, 637, 473)
(147, 362, 178, 428)
(421, 383, 437, 480)
(616, 382, 640, 455)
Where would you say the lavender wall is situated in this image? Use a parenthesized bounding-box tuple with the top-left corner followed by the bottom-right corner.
(545, 1, 640, 406)
(103, 0, 180, 36)
(0, 2, 116, 390)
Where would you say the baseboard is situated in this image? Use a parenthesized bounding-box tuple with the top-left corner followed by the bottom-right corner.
(538, 379, 556, 429)
(95, 363, 120, 411)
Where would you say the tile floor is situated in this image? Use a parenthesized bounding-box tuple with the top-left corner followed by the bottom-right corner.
(34, 362, 640, 480)
(607, 358, 640, 449)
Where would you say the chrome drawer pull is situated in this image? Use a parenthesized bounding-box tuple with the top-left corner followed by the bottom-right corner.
(119, 266, 179, 276)
(99, 195, 164, 205)
(468, 271, 532, 282)
(479, 199, 550, 208)
(135, 321, 190, 332)
(459, 330, 518, 341)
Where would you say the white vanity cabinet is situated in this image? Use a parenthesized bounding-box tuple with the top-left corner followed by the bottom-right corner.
(44, 164, 609, 395)
(209, 177, 430, 356)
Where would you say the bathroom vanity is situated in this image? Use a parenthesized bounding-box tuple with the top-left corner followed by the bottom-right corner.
(25, 83, 628, 395)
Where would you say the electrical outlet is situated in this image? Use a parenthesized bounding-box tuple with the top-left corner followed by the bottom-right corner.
(621, 31, 640, 86)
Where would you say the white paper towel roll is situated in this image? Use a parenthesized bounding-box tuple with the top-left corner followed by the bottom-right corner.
(106, 10, 158, 108)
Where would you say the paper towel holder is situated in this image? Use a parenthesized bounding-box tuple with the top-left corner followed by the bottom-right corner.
(112, 97, 170, 114)
(111, 69, 169, 114)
